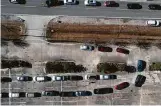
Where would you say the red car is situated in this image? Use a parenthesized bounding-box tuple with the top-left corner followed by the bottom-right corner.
(116, 47, 130, 54)
(98, 46, 112, 52)
(115, 82, 130, 90)
(104, 1, 119, 7)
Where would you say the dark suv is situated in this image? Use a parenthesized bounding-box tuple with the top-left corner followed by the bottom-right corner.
(127, 3, 142, 9)
(135, 75, 146, 87)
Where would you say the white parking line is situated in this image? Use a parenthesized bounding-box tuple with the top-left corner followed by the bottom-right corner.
(24, 6, 37, 8)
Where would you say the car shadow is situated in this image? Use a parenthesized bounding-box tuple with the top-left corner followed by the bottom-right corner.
(12, 39, 30, 48)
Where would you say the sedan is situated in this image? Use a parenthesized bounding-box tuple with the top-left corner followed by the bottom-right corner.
(98, 46, 112, 52)
(9, 92, 26, 98)
(60, 91, 76, 97)
(33, 76, 52, 82)
(9, 0, 26, 4)
(64, 0, 78, 5)
(94, 87, 113, 94)
(0, 93, 9, 98)
(116, 47, 130, 54)
(148, 4, 161, 10)
(135, 75, 146, 87)
(127, 3, 142, 9)
(52, 76, 70, 81)
(69, 76, 83, 81)
(99, 74, 117, 80)
(75, 91, 92, 96)
(17, 76, 33, 81)
(115, 82, 130, 90)
(104, 1, 119, 7)
(1, 77, 12, 82)
(84, 0, 97, 6)
(125, 66, 136, 73)
(84, 75, 100, 80)
(80, 45, 95, 51)
(137, 60, 146, 72)
(42, 91, 60, 96)
(26, 92, 41, 98)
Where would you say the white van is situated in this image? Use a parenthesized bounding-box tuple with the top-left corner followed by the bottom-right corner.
(146, 20, 160, 27)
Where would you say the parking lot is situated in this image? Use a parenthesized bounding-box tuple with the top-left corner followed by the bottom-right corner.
(1, 34, 161, 105)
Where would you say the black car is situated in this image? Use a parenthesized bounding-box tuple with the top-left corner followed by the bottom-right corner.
(9, 0, 26, 4)
(19, 92, 26, 97)
(1, 77, 12, 82)
(94, 88, 113, 94)
(0, 93, 9, 98)
(148, 4, 161, 10)
(17, 76, 33, 81)
(69, 76, 83, 81)
(60, 91, 76, 97)
(75, 91, 92, 96)
(42, 90, 60, 96)
(135, 75, 146, 87)
(125, 66, 136, 73)
(127, 3, 142, 9)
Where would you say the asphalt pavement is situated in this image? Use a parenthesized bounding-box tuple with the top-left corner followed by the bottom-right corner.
(1, 0, 161, 18)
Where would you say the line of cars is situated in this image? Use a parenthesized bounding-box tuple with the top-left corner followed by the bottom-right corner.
(80, 45, 130, 54)
(1, 74, 146, 98)
(9, 0, 161, 10)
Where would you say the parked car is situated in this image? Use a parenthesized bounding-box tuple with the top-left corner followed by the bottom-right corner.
(69, 76, 83, 81)
(26, 92, 41, 98)
(115, 82, 130, 90)
(146, 20, 160, 27)
(60, 91, 76, 97)
(125, 66, 136, 73)
(75, 91, 92, 96)
(9, 0, 26, 4)
(84, 0, 97, 6)
(52, 76, 70, 81)
(135, 75, 146, 87)
(1, 77, 12, 82)
(64, 0, 77, 5)
(84, 74, 100, 80)
(45, 0, 59, 7)
(137, 60, 146, 72)
(80, 45, 95, 51)
(116, 47, 130, 54)
(98, 46, 112, 52)
(42, 90, 60, 96)
(127, 3, 142, 9)
(17, 76, 33, 81)
(9, 92, 25, 98)
(94, 87, 113, 94)
(148, 4, 161, 10)
(99, 74, 117, 80)
(0, 93, 9, 98)
(104, 1, 119, 7)
(33, 76, 51, 82)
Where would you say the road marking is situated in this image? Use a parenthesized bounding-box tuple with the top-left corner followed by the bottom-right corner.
(24, 5, 37, 7)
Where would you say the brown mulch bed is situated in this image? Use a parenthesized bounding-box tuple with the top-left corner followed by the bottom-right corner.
(1, 20, 26, 40)
(46, 22, 161, 44)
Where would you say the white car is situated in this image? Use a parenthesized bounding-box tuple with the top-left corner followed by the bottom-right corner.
(80, 45, 94, 51)
(99, 75, 117, 80)
(146, 20, 160, 27)
(9, 93, 19, 98)
(9, 0, 26, 4)
(84, 0, 97, 6)
(64, 0, 77, 5)
(26, 92, 41, 98)
(33, 76, 51, 82)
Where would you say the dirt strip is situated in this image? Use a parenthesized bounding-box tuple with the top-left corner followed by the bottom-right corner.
(1, 20, 26, 40)
(46, 22, 161, 44)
